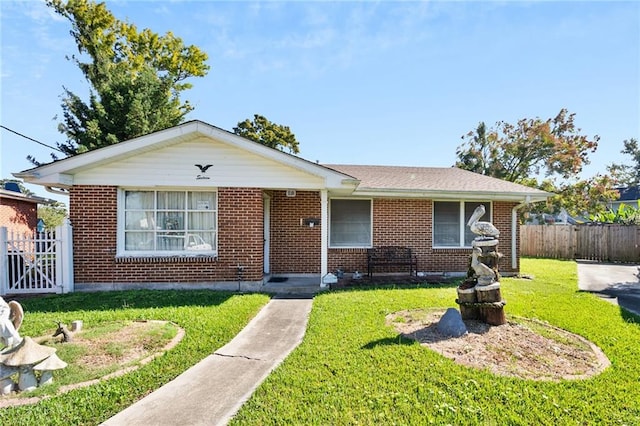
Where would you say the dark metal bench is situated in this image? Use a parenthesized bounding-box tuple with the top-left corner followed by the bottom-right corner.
(367, 246, 417, 278)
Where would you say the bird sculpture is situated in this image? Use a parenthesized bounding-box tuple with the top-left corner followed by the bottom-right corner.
(470, 246, 496, 284)
(195, 164, 213, 173)
(467, 205, 499, 239)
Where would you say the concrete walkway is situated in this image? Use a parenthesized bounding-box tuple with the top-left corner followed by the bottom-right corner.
(577, 260, 640, 316)
(102, 296, 313, 426)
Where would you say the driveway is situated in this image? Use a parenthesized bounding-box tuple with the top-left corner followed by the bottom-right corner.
(577, 261, 640, 316)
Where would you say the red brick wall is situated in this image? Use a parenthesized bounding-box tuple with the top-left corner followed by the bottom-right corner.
(0, 198, 37, 237)
(217, 187, 264, 279)
(269, 191, 321, 274)
(329, 199, 519, 275)
(69, 186, 264, 285)
(68, 186, 520, 285)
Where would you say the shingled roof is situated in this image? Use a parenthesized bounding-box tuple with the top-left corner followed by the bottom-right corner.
(324, 164, 550, 201)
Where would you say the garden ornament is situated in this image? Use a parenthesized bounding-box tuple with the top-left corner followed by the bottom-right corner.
(0, 297, 22, 349)
(34, 353, 68, 386)
(467, 204, 500, 238)
(0, 336, 56, 391)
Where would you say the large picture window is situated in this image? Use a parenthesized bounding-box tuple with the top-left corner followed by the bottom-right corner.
(330, 199, 372, 247)
(121, 190, 217, 255)
(433, 201, 491, 247)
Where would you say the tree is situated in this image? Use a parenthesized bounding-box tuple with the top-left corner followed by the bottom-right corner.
(233, 115, 300, 154)
(607, 138, 640, 187)
(36, 0, 209, 163)
(38, 202, 69, 229)
(456, 109, 619, 218)
(456, 109, 599, 183)
(533, 174, 620, 218)
(590, 202, 640, 225)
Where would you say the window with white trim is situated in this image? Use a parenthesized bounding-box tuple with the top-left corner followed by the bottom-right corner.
(433, 201, 491, 247)
(121, 190, 217, 255)
(329, 199, 372, 247)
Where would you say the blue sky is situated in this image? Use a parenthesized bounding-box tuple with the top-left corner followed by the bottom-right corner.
(1, 0, 638, 203)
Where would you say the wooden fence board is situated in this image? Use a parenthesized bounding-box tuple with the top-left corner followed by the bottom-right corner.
(521, 224, 639, 263)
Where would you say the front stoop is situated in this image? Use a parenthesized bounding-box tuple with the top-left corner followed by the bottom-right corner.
(262, 276, 324, 295)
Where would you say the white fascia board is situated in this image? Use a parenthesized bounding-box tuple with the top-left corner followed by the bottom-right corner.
(13, 124, 199, 185)
(352, 188, 551, 202)
(12, 171, 74, 188)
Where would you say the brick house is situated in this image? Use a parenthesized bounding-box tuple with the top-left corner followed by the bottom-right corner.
(0, 182, 52, 237)
(14, 120, 550, 291)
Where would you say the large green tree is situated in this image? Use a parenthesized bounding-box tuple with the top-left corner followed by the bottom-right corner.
(456, 109, 599, 182)
(233, 114, 300, 154)
(37, 0, 209, 162)
(456, 109, 617, 217)
(607, 138, 640, 187)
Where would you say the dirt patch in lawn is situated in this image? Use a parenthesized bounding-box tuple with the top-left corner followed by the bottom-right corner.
(387, 309, 610, 381)
(0, 320, 184, 408)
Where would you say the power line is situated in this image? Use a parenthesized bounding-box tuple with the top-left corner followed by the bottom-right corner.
(1, 125, 64, 153)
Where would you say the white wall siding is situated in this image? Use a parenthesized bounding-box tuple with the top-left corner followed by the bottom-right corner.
(72, 137, 325, 189)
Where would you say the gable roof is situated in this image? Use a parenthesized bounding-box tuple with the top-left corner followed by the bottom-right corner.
(13, 120, 551, 203)
(325, 164, 551, 202)
(13, 120, 357, 191)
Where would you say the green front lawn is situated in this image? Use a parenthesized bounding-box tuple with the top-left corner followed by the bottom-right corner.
(231, 259, 640, 425)
(0, 290, 270, 425)
(1, 259, 638, 425)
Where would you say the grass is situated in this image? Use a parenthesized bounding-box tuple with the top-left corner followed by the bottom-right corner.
(19, 320, 179, 399)
(0, 290, 270, 425)
(229, 259, 640, 425)
(1, 259, 638, 425)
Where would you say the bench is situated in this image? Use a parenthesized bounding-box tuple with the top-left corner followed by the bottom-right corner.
(367, 246, 417, 278)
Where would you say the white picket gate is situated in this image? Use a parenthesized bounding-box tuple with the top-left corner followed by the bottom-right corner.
(0, 220, 74, 295)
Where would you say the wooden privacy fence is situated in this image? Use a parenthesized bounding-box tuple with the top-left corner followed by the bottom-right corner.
(521, 224, 640, 263)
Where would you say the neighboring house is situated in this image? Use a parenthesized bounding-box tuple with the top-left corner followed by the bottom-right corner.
(13, 120, 550, 290)
(0, 182, 52, 237)
(610, 186, 640, 211)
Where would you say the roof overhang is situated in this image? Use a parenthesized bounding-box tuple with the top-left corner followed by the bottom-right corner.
(0, 189, 56, 205)
(351, 187, 551, 202)
(13, 121, 359, 192)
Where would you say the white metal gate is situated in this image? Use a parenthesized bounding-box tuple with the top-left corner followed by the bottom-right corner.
(0, 221, 74, 295)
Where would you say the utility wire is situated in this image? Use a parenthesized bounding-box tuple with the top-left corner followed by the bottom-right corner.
(1, 125, 64, 152)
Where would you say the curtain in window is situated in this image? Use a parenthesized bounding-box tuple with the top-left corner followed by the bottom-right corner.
(124, 190, 217, 253)
(124, 191, 156, 250)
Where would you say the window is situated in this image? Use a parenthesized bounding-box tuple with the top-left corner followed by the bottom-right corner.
(120, 190, 217, 255)
(330, 199, 372, 247)
(433, 201, 491, 247)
